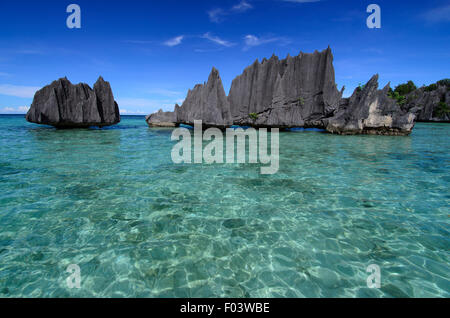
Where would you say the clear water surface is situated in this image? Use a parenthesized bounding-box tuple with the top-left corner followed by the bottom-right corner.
(0, 115, 448, 297)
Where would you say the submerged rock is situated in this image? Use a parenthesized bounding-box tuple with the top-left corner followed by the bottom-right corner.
(26, 77, 120, 128)
(145, 47, 420, 135)
(324, 75, 416, 135)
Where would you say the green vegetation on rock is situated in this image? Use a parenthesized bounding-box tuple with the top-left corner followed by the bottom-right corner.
(249, 113, 258, 121)
(424, 83, 438, 92)
(388, 89, 407, 106)
(356, 83, 365, 92)
(433, 102, 450, 118)
(436, 79, 450, 87)
(393, 81, 417, 96)
(387, 80, 417, 106)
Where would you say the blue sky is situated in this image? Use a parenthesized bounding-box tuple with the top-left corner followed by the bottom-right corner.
(0, 0, 449, 115)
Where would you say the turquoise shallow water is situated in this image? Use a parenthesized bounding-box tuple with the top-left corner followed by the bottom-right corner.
(0, 114, 448, 298)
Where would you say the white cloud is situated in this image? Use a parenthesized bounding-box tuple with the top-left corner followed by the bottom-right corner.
(0, 84, 40, 98)
(208, 1, 253, 23)
(243, 35, 289, 51)
(117, 98, 161, 108)
(0, 106, 29, 114)
(147, 88, 182, 96)
(244, 35, 265, 47)
(202, 33, 235, 47)
(18, 106, 29, 112)
(194, 48, 225, 53)
(116, 87, 187, 115)
(282, 0, 320, 3)
(232, 1, 253, 12)
(119, 109, 147, 115)
(208, 8, 225, 23)
(116, 97, 183, 114)
(422, 5, 450, 23)
(164, 36, 184, 47)
(123, 40, 153, 44)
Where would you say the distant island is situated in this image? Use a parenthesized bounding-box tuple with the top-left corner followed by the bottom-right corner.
(146, 47, 449, 135)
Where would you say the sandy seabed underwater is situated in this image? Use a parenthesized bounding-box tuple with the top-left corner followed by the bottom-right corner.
(0, 115, 448, 297)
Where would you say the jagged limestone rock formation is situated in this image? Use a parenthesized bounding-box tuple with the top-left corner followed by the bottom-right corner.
(175, 67, 232, 127)
(147, 48, 342, 129)
(26, 77, 120, 128)
(324, 75, 416, 135)
(228, 47, 342, 127)
(403, 82, 450, 122)
(146, 47, 420, 135)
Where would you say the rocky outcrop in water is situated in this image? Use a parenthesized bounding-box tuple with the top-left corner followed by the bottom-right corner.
(403, 82, 450, 122)
(324, 75, 416, 135)
(176, 67, 232, 127)
(145, 109, 178, 127)
(148, 68, 232, 128)
(228, 47, 342, 128)
(26, 77, 120, 128)
(146, 47, 421, 135)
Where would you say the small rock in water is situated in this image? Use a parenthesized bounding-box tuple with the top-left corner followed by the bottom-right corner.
(223, 218, 246, 229)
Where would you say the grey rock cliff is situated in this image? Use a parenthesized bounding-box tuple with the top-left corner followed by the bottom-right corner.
(403, 84, 450, 122)
(26, 77, 120, 128)
(146, 47, 420, 135)
(324, 75, 416, 135)
(228, 47, 342, 127)
(175, 67, 232, 127)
